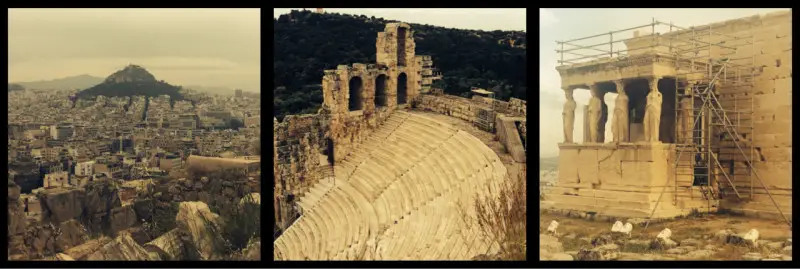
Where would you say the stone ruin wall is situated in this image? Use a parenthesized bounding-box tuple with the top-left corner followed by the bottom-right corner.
(414, 94, 527, 125)
(270, 23, 428, 234)
(272, 112, 330, 231)
(322, 64, 411, 163)
(626, 10, 792, 219)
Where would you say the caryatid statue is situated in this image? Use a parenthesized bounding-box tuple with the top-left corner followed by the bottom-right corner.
(644, 77, 663, 142)
(611, 80, 629, 143)
(587, 85, 603, 143)
(677, 83, 695, 144)
(562, 88, 577, 143)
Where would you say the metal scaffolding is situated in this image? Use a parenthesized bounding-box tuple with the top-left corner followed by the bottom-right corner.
(555, 18, 791, 228)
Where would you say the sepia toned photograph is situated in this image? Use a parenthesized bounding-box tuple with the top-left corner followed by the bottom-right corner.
(273, 8, 527, 261)
(539, 8, 791, 261)
(8, 8, 261, 261)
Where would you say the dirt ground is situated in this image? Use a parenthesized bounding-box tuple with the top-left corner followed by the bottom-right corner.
(539, 211, 792, 260)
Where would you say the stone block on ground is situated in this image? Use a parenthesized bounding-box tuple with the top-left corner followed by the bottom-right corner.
(576, 244, 619, 261)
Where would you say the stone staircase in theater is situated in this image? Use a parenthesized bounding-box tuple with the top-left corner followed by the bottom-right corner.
(274, 110, 509, 260)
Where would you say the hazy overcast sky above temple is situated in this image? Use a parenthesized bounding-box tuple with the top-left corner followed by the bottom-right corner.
(9, 8, 260, 91)
(538, 8, 790, 157)
(273, 8, 526, 32)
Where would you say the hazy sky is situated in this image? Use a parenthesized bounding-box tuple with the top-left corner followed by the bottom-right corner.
(8, 8, 260, 91)
(273, 8, 526, 31)
(539, 8, 790, 157)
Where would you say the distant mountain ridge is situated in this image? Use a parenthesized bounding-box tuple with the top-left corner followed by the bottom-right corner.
(11, 74, 104, 91)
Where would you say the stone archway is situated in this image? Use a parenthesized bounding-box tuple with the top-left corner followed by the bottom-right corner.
(349, 76, 363, 111)
(375, 74, 388, 107)
(397, 73, 407, 105)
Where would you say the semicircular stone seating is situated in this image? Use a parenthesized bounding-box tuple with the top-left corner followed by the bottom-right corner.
(274, 110, 508, 260)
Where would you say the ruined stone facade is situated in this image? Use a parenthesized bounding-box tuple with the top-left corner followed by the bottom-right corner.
(273, 22, 436, 234)
(545, 11, 791, 221)
(323, 22, 429, 162)
(273, 22, 528, 260)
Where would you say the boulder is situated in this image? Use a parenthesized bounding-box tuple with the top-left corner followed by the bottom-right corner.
(110, 205, 138, 234)
(55, 253, 75, 261)
(742, 229, 759, 246)
(611, 221, 623, 232)
(25, 223, 58, 258)
(175, 201, 222, 260)
(714, 229, 734, 244)
(63, 236, 113, 260)
(8, 199, 27, 236)
(84, 180, 121, 215)
(656, 228, 672, 240)
(742, 252, 762, 261)
(40, 188, 86, 224)
(86, 233, 157, 260)
(549, 253, 573, 261)
(55, 220, 87, 253)
(591, 234, 614, 246)
(622, 239, 651, 252)
(144, 228, 184, 260)
(651, 238, 678, 250)
(576, 244, 619, 261)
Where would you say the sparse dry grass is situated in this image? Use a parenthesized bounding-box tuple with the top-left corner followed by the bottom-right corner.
(461, 165, 527, 260)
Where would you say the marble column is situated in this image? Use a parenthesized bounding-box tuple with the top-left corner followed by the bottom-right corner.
(612, 80, 629, 142)
(587, 84, 603, 143)
(644, 77, 663, 142)
(562, 88, 577, 143)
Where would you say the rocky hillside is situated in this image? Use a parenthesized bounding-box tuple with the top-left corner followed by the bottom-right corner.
(7, 169, 261, 261)
(273, 9, 527, 119)
(76, 65, 184, 101)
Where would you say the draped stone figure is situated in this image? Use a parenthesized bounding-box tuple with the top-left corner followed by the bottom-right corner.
(587, 86, 602, 143)
(611, 81, 629, 143)
(677, 92, 694, 144)
(644, 78, 663, 142)
(562, 89, 577, 143)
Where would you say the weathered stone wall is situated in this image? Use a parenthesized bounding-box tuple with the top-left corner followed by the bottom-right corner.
(273, 112, 330, 195)
(620, 10, 792, 220)
(416, 94, 489, 124)
(545, 144, 714, 219)
(473, 96, 527, 117)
